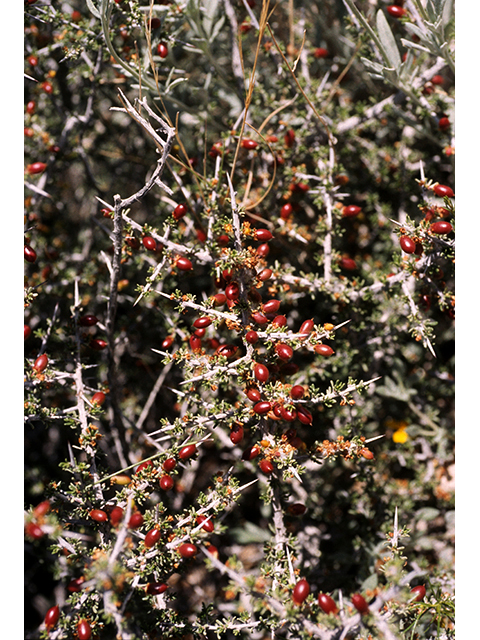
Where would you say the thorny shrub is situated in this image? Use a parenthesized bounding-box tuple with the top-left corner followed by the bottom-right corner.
(24, 1, 454, 638)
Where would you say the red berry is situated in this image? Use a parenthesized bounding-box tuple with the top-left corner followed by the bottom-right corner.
(44, 605, 60, 629)
(179, 444, 197, 460)
(254, 363, 270, 383)
(239, 20, 252, 33)
(225, 282, 240, 300)
(149, 17, 161, 29)
(77, 619, 92, 640)
(162, 336, 174, 349)
(33, 354, 48, 372)
(433, 184, 454, 198)
(242, 444, 261, 460)
(351, 593, 369, 614)
(212, 292, 227, 306)
(280, 203, 293, 219)
(128, 512, 144, 529)
(251, 311, 269, 325)
(162, 457, 177, 472)
(318, 593, 338, 614)
(245, 330, 259, 344)
(144, 528, 161, 548)
(176, 256, 193, 271)
(90, 338, 107, 350)
(431, 74, 444, 85)
(296, 405, 313, 425)
(262, 299, 281, 314)
(193, 316, 212, 329)
(196, 515, 214, 532)
(284, 129, 295, 147)
(410, 585, 426, 602)
(438, 116, 450, 130)
(430, 221, 453, 234)
(206, 544, 219, 558)
(217, 234, 230, 246)
(359, 447, 374, 460)
(24, 324, 32, 340)
(157, 42, 169, 58)
(400, 236, 416, 254)
(292, 579, 310, 605)
(258, 268, 273, 282)
(299, 319, 314, 336)
(275, 343, 293, 361)
(26, 100, 36, 114)
(272, 314, 287, 327)
(253, 401, 272, 415)
(109, 506, 124, 527)
(241, 138, 258, 149)
(339, 257, 357, 271)
(34, 500, 51, 517)
(25, 522, 44, 539)
(189, 335, 202, 352)
(290, 385, 304, 399)
(125, 235, 140, 249)
(287, 503, 306, 516)
(209, 141, 223, 158)
(256, 228, 273, 241)
(28, 55, 38, 66)
(259, 459, 274, 474)
(41, 81, 53, 94)
(342, 205, 362, 217)
(160, 474, 174, 491)
(230, 423, 244, 444)
(178, 542, 197, 558)
(314, 344, 334, 357)
(136, 460, 154, 474)
(89, 509, 108, 523)
(24, 245, 37, 263)
(216, 344, 238, 358)
(173, 203, 188, 220)
(67, 577, 85, 592)
(91, 391, 106, 406)
(26, 162, 47, 175)
(142, 236, 157, 251)
(79, 314, 98, 327)
(246, 387, 262, 402)
(386, 5, 407, 18)
(281, 405, 297, 422)
(256, 243, 270, 257)
(313, 47, 329, 58)
(146, 582, 168, 595)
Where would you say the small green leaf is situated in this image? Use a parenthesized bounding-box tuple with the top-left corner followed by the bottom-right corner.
(376, 9, 402, 70)
(86, 0, 101, 19)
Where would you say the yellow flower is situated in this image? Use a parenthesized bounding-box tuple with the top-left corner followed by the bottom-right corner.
(392, 428, 409, 444)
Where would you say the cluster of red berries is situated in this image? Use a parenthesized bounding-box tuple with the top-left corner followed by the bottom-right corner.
(292, 578, 426, 611)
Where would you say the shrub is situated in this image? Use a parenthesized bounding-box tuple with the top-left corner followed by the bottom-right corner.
(25, 1, 454, 638)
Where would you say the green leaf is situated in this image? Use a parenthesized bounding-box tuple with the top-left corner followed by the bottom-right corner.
(86, 0, 101, 19)
(376, 9, 402, 70)
(442, 0, 454, 27)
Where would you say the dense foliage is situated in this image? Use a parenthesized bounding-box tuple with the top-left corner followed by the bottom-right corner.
(24, 1, 454, 638)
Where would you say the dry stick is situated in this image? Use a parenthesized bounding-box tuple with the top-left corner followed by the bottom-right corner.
(270, 482, 290, 594)
(322, 138, 337, 284)
(135, 361, 174, 431)
(72, 279, 104, 503)
(223, 0, 247, 95)
(99, 90, 177, 466)
(229, 0, 274, 182)
(266, 24, 336, 152)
